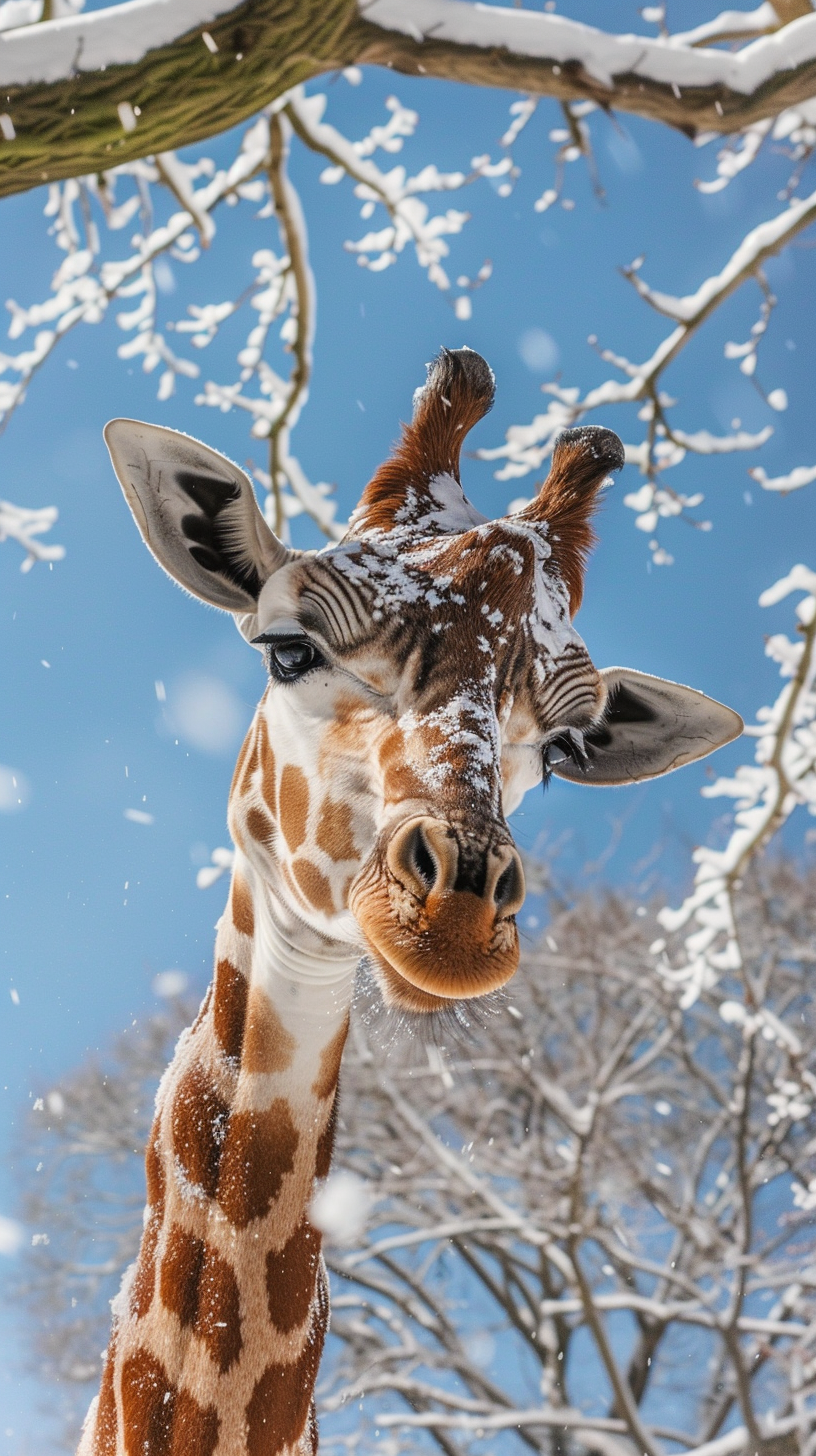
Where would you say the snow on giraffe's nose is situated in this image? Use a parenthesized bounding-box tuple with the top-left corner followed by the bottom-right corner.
(350, 816, 525, 1009)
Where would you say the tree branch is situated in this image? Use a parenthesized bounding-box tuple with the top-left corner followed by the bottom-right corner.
(5, 0, 816, 197)
(265, 109, 315, 537)
(0, 496, 64, 570)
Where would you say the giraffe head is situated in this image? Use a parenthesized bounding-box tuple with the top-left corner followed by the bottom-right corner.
(105, 350, 741, 1014)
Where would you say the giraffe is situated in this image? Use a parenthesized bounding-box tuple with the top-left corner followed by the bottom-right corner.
(81, 348, 742, 1456)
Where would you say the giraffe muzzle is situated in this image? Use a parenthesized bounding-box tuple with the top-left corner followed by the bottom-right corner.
(351, 817, 525, 1007)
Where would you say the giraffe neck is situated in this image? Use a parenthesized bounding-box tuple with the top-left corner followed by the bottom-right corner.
(80, 855, 359, 1456)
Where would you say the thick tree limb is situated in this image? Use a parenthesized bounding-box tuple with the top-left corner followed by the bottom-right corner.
(4, 0, 816, 198)
(0, 0, 357, 198)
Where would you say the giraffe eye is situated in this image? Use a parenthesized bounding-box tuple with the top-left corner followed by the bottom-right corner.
(253, 635, 324, 681)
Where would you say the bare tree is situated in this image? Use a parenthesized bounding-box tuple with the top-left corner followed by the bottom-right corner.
(321, 856, 816, 1455)
(13, 853, 816, 1454)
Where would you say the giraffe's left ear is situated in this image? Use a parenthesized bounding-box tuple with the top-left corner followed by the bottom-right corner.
(550, 668, 743, 786)
(105, 420, 289, 625)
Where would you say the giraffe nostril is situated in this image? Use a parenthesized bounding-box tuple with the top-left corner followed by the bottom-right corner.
(408, 824, 437, 893)
(492, 851, 525, 917)
(386, 817, 458, 902)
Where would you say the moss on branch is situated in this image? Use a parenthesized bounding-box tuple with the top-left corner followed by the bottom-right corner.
(0, 0, 358, 198)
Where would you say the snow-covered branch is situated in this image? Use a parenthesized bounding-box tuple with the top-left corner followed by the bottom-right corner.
(0, 495, 64, 569)
(483, 188, 816, 562)
(4, 79, 519, 545)
(358, 0, 816, 137)
(1, 109, 354, 541)
(5, 0, 816, 199)
(189, 108, 345, 540)
(656, 564, 816, 1010)
(362, 0, 816, 96)
(0, 119, 271, 434)
(670, 6, 779, 49)
(284, 85, 492, 313)
(750, 461, 816, 491)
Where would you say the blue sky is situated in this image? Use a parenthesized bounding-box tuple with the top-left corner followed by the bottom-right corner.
(2, 13, 816, 1444)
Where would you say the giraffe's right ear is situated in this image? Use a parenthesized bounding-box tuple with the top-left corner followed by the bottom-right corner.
(104, 419, 289, 617)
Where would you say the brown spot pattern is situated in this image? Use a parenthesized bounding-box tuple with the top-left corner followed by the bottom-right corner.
(316, 797, 357, 862)
(246, 805, 274, 848)
(315, 1097, 338, 1180)
(245, 1270, 328, 1456)
(265, 1218, 322, 1334)
(312, 1018, 349, 1100)
(170, 1064, 228, 1200)
(307, 1403, 319, 1456)
(145, 1123, 165, 1209)
(242, 987, 296, 1076)
(130, 1209, 160, 1319)
(120, 1349, 172, 1456)
(91, 1334, 118, 1456)
(159, 1223, 201, 1330)
(120, 1348, 219, 1456)
(217, 1101, 299, 1228)
(159, 1224, 242, 1374)
(292, 858, 335, 915)
(213, 957, 248, 1063)
(171, 1389, 220, 1456)
(231, 873, 254, 937)
(231, 723, 258, 800)
(197, 1254, 242, 1375)
(258, 716, 278, 818)
(378, 730, 427, 806)
(278, 764, 309, 852)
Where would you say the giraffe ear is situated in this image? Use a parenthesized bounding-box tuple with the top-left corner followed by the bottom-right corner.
(515, 426, 625, 616)
(105, 420, 289, 616)
(550, 668, 743, 786)
(347, 347, 494, 538)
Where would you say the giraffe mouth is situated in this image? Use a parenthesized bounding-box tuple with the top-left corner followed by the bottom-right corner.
(367, 951, 464, 1014)
(364, 947, 514, 1015)
(355, 892, 520, 1010)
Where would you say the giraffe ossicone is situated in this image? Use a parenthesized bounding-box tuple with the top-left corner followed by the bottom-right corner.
(82, 348, 742, 1455)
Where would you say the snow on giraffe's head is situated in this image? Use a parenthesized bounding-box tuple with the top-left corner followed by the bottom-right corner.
(105, 349, 742, 1013)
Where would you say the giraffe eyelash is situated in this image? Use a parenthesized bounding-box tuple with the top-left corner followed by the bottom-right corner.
(541, 729, 588, 790)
